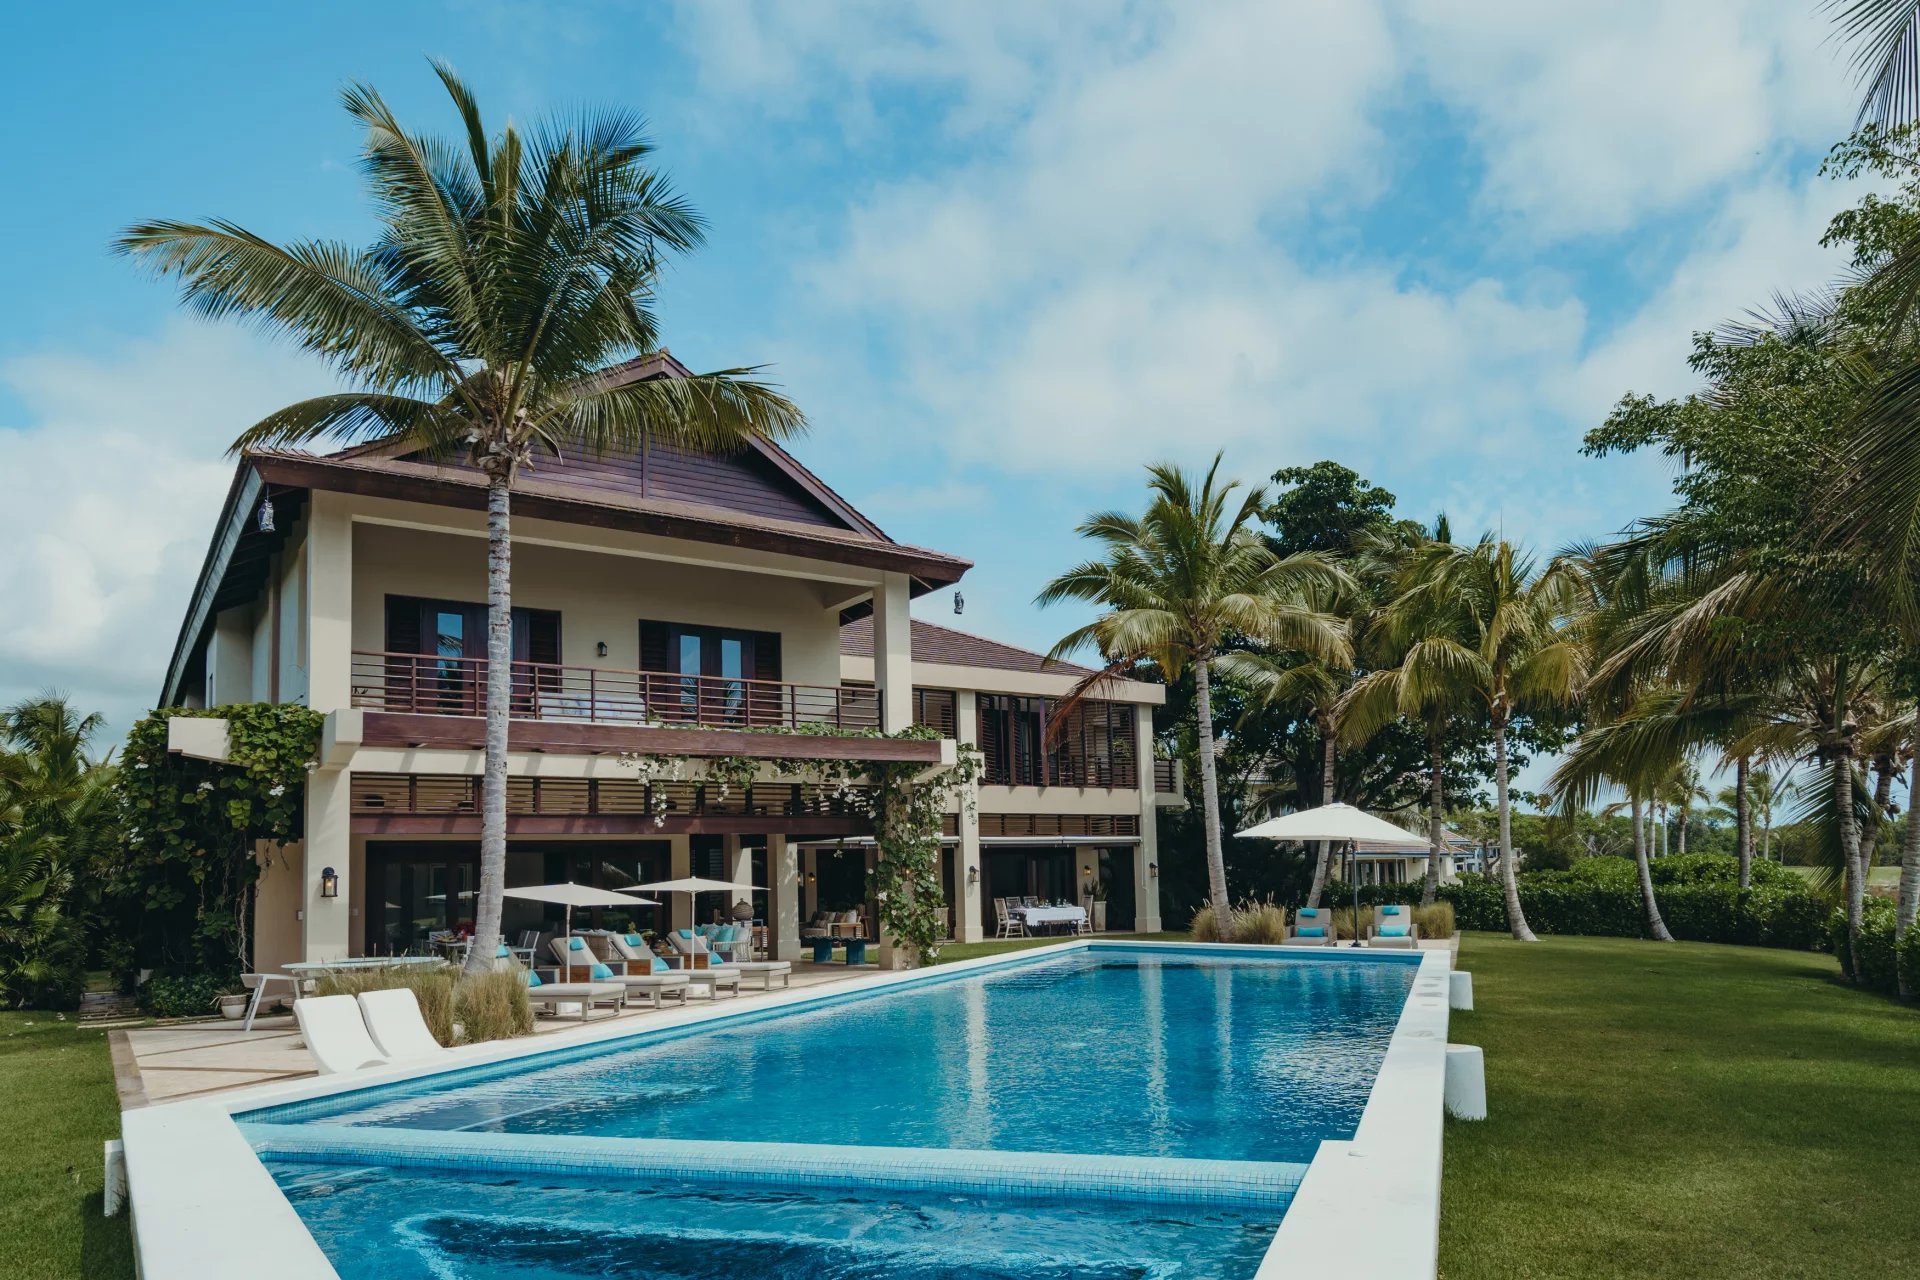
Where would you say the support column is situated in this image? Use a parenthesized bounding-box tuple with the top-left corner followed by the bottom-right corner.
(872, 572, 914, 734)
(669, 836, 692, 932)
(301, 766, 354, 962)
(304, 491, 353, 715)
(802, 847, 818, 920)
(771, 835, 800, 961)
(1074, 844, 1099, 910)
(1134, 703, 1164, 933)
(954, 691, 984, 943)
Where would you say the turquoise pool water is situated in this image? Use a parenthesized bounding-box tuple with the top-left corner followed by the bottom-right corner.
(251, 946, 1419, 1279)
(268, 1161, 1284, 1279)
(248, 948, 1415, 1166)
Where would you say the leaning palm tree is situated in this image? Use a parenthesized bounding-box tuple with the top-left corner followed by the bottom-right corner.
(1357, 538, 1588, 941)
(117, 64, 804, 973)
(1038, 456, 1353, 922)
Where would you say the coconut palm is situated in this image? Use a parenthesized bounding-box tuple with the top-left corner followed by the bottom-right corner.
(117, 65, 805, 973)
(1347, 537, 1587, 941)
(1038, 456, 1353, 922)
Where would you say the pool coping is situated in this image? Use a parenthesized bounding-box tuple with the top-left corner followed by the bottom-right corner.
(119, 940, 1449, 1280)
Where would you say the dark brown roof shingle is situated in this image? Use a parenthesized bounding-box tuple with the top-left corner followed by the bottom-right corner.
(840, 617, 1093, 677)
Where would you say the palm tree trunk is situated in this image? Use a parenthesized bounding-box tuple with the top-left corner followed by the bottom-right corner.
(1836, 755, 1866, 983)
(1677, 804, 1688, 855)
(1192, 655, 1231, 924)
(1305, 730, 1336, 908)
(1421, 729, 1444, 907)
(464, 472, 514, 976)
(1632, 793, 1672, 942)
(1898, 715, 1920, 998)
(1735, 754, 1752, 891)
(1492, 709, 1535, 942)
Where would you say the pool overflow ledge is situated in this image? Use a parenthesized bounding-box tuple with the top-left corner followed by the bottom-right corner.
(121, 939, 1449, 1280)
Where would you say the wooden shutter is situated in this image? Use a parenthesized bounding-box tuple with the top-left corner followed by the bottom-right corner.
(385, 596, 424, 654)
(751, 630, 782, 681)
(639, 620, 671, 672)
(520, 610, 561, 665)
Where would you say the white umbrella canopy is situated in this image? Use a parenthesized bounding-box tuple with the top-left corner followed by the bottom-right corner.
(1237, 803, 1421, 847)
(626, 877, 750, 896)
(503, 882, 662, 941)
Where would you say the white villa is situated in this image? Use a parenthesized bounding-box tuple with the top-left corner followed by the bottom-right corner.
(158, 354, 1180, 971)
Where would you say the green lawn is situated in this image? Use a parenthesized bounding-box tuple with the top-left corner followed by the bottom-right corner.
(1783, 863, 1901, 890)
(11, 935, 1917, 1280)
(1442, 933, 1920, 1278)
(0, 1012, 134, 1280)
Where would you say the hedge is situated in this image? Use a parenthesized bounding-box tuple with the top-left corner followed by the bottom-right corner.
(1829, 898, 1920, 998)
(1330, 855, 1827, 951)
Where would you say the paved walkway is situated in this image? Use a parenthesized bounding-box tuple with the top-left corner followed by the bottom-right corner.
(115, 960, 878, 1107)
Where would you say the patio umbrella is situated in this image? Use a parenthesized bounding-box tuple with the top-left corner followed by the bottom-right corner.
(503, 882, 662, 942)
(626, 876, 754, 931)
(1238, 804, 1421, 948)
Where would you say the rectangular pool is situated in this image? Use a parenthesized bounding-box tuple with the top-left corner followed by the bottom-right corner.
(236, 945, 1423, 1280)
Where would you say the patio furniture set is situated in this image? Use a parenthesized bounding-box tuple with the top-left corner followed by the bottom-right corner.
(993, 897, 1091, 939)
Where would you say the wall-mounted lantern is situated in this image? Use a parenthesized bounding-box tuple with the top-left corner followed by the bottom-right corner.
(319, 866, 339, 899)
(967, 865, 979, 885)
(596, 641, 609, 657)
(1148, 862, 1159, 879)
(257, 496, 276, 534)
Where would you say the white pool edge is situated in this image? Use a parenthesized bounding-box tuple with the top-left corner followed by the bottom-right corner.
(120, 940, 1449, 1280)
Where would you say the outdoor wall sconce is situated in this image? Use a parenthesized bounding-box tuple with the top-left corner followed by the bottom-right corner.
(967, 865, 979, 885)
(1148, 862, 1159, 879)
(319, 866, 339, 899)
(256, 496, 276, 534)
(806, 871, 817, 884)
(596, 641, 609, 657)
(1082, 864, 1093, 878)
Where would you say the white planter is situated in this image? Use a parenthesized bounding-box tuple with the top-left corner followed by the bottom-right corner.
(1092, 901, 1108, 932)
(216, 994, 250, 1020)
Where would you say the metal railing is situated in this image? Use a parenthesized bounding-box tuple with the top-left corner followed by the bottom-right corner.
(350, 651, 883, 732)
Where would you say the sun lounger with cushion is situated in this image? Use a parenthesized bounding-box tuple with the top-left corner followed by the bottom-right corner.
(549, 937, 691, 1007)
(1366, 904, 1420, 949)
(1285, 906, 1338, 947)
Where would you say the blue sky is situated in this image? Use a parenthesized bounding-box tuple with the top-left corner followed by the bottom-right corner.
(0, 1, 1878, 769)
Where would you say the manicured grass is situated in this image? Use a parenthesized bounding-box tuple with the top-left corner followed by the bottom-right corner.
(1442, 933, 1920, 1278)
(933, 931, 1187, 964)
(1783, 863, 1901, 890)
(0, 1011, 135, 1280)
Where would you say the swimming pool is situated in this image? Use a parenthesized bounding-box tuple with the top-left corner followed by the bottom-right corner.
(123, 941, 1451, 1280)
(243, 947, 1415, 1165)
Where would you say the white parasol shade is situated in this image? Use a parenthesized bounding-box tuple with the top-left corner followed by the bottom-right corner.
(1237, 803, 1421, 847)
(626, 877, 751, 896)
(503, 882, 662, 942)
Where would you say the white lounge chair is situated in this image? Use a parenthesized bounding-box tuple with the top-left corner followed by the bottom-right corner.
(355, 988, 448, 1063)
(522, 968, 627, 1020)
(659, 932, 743, 999)
(729, 960, 793, 990)
(293, 994, 389, 1074)
(1284, 906, 1338, 947)
(1366, 904, 1420, 949)
(549, 937, 692, 1008)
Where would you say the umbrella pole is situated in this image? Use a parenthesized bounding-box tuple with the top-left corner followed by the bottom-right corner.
(1349, 841, 1363, 948)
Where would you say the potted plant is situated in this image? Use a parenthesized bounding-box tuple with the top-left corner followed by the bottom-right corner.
(215, 988, 251, 1020)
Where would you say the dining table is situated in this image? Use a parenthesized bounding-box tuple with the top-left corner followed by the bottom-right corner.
(1011, 904, 1088, 935)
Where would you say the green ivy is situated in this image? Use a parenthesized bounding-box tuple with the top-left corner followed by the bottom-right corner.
(113, 703, 322, 978)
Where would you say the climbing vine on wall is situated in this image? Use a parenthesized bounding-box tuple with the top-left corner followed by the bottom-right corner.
(619, 724, 982, 964)
(114, 703, 322, 978)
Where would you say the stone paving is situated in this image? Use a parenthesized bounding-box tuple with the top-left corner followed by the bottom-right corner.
(115, 960, 877, 1107)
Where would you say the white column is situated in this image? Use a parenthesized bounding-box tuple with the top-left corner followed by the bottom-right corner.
(872, 572, 914, 734)
(1133, 703, 1164, 933)
(770, 834, 801, 960)
(301, 767, 354, 961)
(954, 691, 984, 942)
(304, 491, 353, 714)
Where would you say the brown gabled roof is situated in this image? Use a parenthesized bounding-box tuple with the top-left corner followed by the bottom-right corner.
(840, 617, 1094, 677)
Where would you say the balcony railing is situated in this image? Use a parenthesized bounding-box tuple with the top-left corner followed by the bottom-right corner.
(1153, 756, 1179, 794)
(351, 651, 883, 733)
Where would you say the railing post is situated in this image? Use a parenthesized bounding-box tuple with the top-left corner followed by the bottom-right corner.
(588, 666, 597, 724)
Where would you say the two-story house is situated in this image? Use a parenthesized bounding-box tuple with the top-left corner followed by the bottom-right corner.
(159, 356, 1177, 970)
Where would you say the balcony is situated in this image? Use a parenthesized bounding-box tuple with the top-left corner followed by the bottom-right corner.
(352, 651, 881, 731)
(346, 651, 945, 765)
(1153, 756, 1179, 794)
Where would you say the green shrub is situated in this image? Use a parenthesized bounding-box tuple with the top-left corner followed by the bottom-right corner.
(0, 914, 87, 1011)
(315, 965, 457, 1046)
(1230, 901, 1289, 945)
(1832, 900, 1901, 994)
(141, 971, 230, 1018)
(454, 968, 534, 1043)
(1897, 923, 1920, 999)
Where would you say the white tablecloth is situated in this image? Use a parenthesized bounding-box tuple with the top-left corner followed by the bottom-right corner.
(1013, 906, 1086, 927)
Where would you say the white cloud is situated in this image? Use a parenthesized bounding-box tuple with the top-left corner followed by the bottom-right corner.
(0, 322, 335, 731)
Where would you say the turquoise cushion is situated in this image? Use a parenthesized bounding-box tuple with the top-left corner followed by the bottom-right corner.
(676, 929, 693, 940)
(623, 933, 646, 948)
(1297, 908, 1323, 919)
(495, 945, 509, 959)
(525, 970, 543, 988)
(567, 937, 587, 951)
(589, 962, 614, 979)
(1298, 926, 1326, 938)
(1379, 924, 1411, 938)
(1381, 905, 1403, 916)
(715, 926, 734, 943)
(650, 955, 670, 975)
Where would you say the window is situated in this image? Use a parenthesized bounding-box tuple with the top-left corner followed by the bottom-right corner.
(977, 695, 1136, 788)
(639, 619, 782, 724)
(383, 596, 562, 715)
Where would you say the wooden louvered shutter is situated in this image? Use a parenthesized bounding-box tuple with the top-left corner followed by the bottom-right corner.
(751, 630, 782, 681)
(639, 620, 671, 672)
(385, 596, 424, 653)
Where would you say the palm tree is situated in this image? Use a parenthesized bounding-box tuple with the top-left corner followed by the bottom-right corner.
(1219, 652, 1345, 906)
(1660, 759, 1711, 855)
(1349, 537, 1587, 941)
(117, 65, 805, 973)
(1746, 767, 1790, 862)
(1038, 456, 1353, 922)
